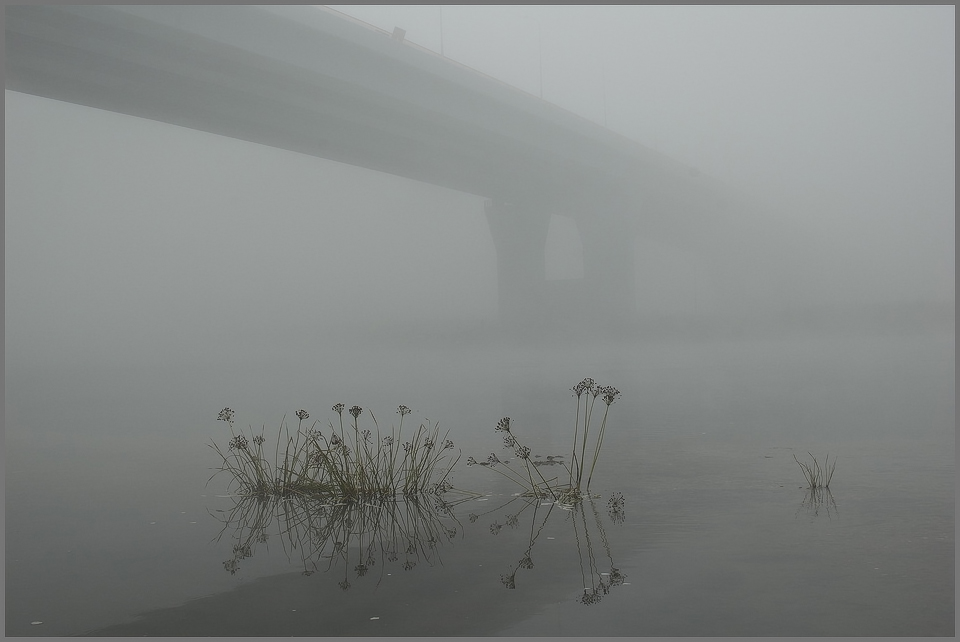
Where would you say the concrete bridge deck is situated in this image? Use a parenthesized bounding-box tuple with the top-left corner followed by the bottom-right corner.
(6, 5, 742, 326)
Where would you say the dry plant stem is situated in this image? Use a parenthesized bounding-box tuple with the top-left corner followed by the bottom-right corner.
(569, 394, 583, 488)
(793, 452, 836, 488)
(586, 404, 611, 490)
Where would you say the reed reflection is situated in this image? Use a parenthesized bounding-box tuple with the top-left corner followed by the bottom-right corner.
(486, 493, 628, 605)
(796, 486, 839, 520)
(212, 492, 475, 589)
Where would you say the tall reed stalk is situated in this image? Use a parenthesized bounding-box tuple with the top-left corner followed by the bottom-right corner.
(471, 378, 620, 504)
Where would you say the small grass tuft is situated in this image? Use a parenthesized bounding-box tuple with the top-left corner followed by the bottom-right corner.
(793, 451, 836, 489)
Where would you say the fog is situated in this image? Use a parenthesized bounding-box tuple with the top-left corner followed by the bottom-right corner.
(4, 8, 955, 635)
(5, 4, 954, 371)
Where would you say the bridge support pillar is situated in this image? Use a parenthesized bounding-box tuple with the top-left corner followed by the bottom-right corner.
(484, 199, 551, 328)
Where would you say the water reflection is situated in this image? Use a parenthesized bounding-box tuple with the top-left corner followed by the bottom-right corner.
(212, 492, 475, 588)
(485, 494, 628, 605)
(212, 487, 628, 603)
(796, 486, 839, 520)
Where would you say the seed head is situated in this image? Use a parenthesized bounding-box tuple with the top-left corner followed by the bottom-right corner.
(295, 409, 309, 421)
(252, 434, 266, 446)
(571, 378, 596, 398)
(228, 434, 249, 451)
(496, 417, 511, 433)
(443, 439, 455, 450)
(397, 405, 411, 416)
(348, 405, 362, 419)
(515, 445, 531, 460)
(332, 403, 345, 415)
(218, 408, 235, 424)
(600, 385, 621, 405)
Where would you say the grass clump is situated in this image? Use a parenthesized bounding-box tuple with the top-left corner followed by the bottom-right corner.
(469, 378, 620, 505)
(793, 451, 836, 489)
(210, 405, 461, 503)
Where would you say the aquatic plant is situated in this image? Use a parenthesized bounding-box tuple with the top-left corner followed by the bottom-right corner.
(470, 378, 620, 504)
(793, 451, 836, 489)
(210, 405, 463, 503)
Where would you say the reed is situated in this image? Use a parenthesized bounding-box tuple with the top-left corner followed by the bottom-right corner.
(470, 378, 620, 504)
(209, 405, 462, 503)
(793, 451, 836, 489)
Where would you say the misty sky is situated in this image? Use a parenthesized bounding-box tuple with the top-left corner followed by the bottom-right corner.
(328, 4, 955, 286)
(4, 5, 955, 369)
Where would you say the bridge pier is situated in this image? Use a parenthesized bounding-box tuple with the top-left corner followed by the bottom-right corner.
(484, 199, 551, 327)
(484, 199, 636, 331)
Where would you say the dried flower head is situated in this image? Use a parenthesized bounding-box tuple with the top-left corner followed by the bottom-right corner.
(228, 435, 249, 451)
(252, 434, 265, 446)
(496, 417, 511, 433)
(503, 434, 517, 448)
(295, 409, 310, 421)
(600, 385, 621, 406)
(397, 405, 411, 416)
(571, 378, 596, 398)
(332, 403, 345, 415)
(443, 439, 455, 450)
(218, 408, 235, 424)
(500, 572, 516, 589)
(515, 445, 531, 460)
(466, 456, 477, 466)
(487, 453, 501, 467)
(348, 405, 362, 419)
(382, 435, 394, 447)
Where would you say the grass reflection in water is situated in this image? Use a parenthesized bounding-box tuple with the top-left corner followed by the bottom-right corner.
(211, 491, 478, 589)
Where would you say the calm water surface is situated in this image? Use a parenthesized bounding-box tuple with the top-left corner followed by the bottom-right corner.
(5, 328, 954, 636)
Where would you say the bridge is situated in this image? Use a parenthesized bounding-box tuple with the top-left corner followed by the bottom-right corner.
(6, 4, 740, 328)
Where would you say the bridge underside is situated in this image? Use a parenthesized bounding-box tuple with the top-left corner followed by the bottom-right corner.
(6, 5, 738, 330)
